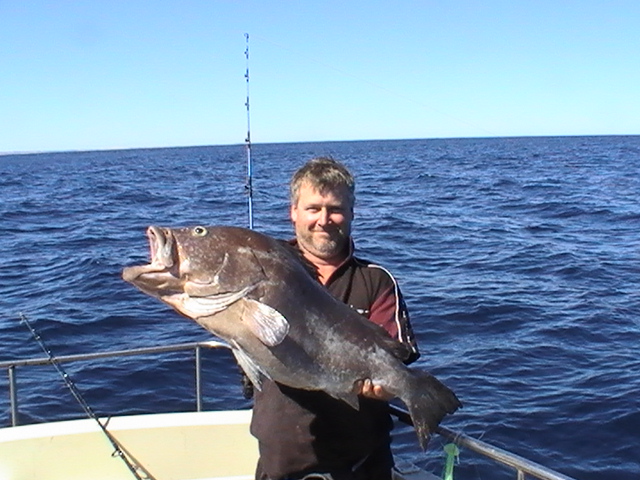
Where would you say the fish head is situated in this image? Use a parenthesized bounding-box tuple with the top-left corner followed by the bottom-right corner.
(122, 225, 268, 319)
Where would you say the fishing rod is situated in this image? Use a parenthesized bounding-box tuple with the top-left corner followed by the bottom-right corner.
(19, 313, 157, 480)
(244, 32, 254, 229)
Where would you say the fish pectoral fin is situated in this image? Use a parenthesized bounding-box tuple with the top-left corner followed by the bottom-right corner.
(242, 299, 290, 347)
(230, 341, 270, 391)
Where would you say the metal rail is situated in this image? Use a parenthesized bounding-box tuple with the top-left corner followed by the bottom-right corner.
(389, 405, 577, 480)
(2, 342, 577, 480)
(1, 340, 228, 427)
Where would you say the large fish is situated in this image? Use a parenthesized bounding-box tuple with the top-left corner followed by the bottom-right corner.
(122, 225, 461, 448)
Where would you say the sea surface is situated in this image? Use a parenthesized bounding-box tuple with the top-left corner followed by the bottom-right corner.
(1, 136, 639, 479)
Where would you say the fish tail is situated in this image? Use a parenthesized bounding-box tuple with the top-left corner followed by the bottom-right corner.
(404, 370, 462, 450)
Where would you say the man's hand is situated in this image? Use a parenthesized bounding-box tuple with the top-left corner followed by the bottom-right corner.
(356, 378, 394, 401)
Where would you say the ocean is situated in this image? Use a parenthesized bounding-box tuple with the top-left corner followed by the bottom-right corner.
(0, 136, 638, 479)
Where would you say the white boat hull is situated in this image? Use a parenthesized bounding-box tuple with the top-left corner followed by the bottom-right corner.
(0, 410, 258, 480)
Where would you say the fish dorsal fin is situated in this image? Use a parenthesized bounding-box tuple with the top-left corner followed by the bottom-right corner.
(359, 316, 414, 362)
(242, 298, 290, 347)
(276, 240, 320, 280)
(383, 337, 414, 362)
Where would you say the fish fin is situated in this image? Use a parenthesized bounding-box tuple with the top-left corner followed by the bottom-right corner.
(230, 342, 270, 392)
(242, 299, 290, 347)
(276, 240, 320, 280)
(384, 338, 414, 362)
(359, 319, 414, 362)
(181, 285, 255, 317)
(336, 391, 360, 411)
(325, 384, 361, 411)
(404, 370, 462, 450)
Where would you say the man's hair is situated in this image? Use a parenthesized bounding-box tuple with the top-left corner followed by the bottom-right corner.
(290, 157, 355, 206)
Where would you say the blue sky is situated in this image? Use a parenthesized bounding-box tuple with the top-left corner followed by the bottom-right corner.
(1, 1, 639, 153)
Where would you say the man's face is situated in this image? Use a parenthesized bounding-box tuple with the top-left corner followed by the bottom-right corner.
(291, 181, 354, 263)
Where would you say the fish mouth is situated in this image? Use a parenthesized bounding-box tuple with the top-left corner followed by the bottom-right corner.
(122, 226, 178, 288)
(147, 226, 175, 268)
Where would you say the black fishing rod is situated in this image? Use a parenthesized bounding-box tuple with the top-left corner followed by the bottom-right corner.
(19, 313, 157, 480)
(244, 32, 254, 229)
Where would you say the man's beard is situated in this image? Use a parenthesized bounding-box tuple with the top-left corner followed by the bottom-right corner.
(297, 227, 349, 260)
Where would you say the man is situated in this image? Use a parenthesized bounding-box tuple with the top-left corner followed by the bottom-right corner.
(250, 157, 419, 480)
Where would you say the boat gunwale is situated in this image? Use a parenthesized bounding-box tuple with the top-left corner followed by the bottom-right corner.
(1, 341, 579, 480)
(0, 409, 252, 442)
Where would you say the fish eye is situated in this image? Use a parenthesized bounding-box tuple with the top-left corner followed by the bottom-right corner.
(192, 226, 208, 237)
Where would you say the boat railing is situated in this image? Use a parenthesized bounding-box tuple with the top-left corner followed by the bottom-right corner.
(389, 405, 576, 480)
(0, 340, 228, 427)
(1, 341, 577, 480)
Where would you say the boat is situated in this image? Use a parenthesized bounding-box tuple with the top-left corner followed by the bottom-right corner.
(1, 47, 578, 479)
(0, 340, 578, 480)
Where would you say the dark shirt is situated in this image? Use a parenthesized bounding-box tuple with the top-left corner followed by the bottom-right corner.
(250, 243, 419, 480)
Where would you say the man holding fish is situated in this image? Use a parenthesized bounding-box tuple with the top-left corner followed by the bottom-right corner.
(123, 157, 460, 480)
(251, 157, 420, 480)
